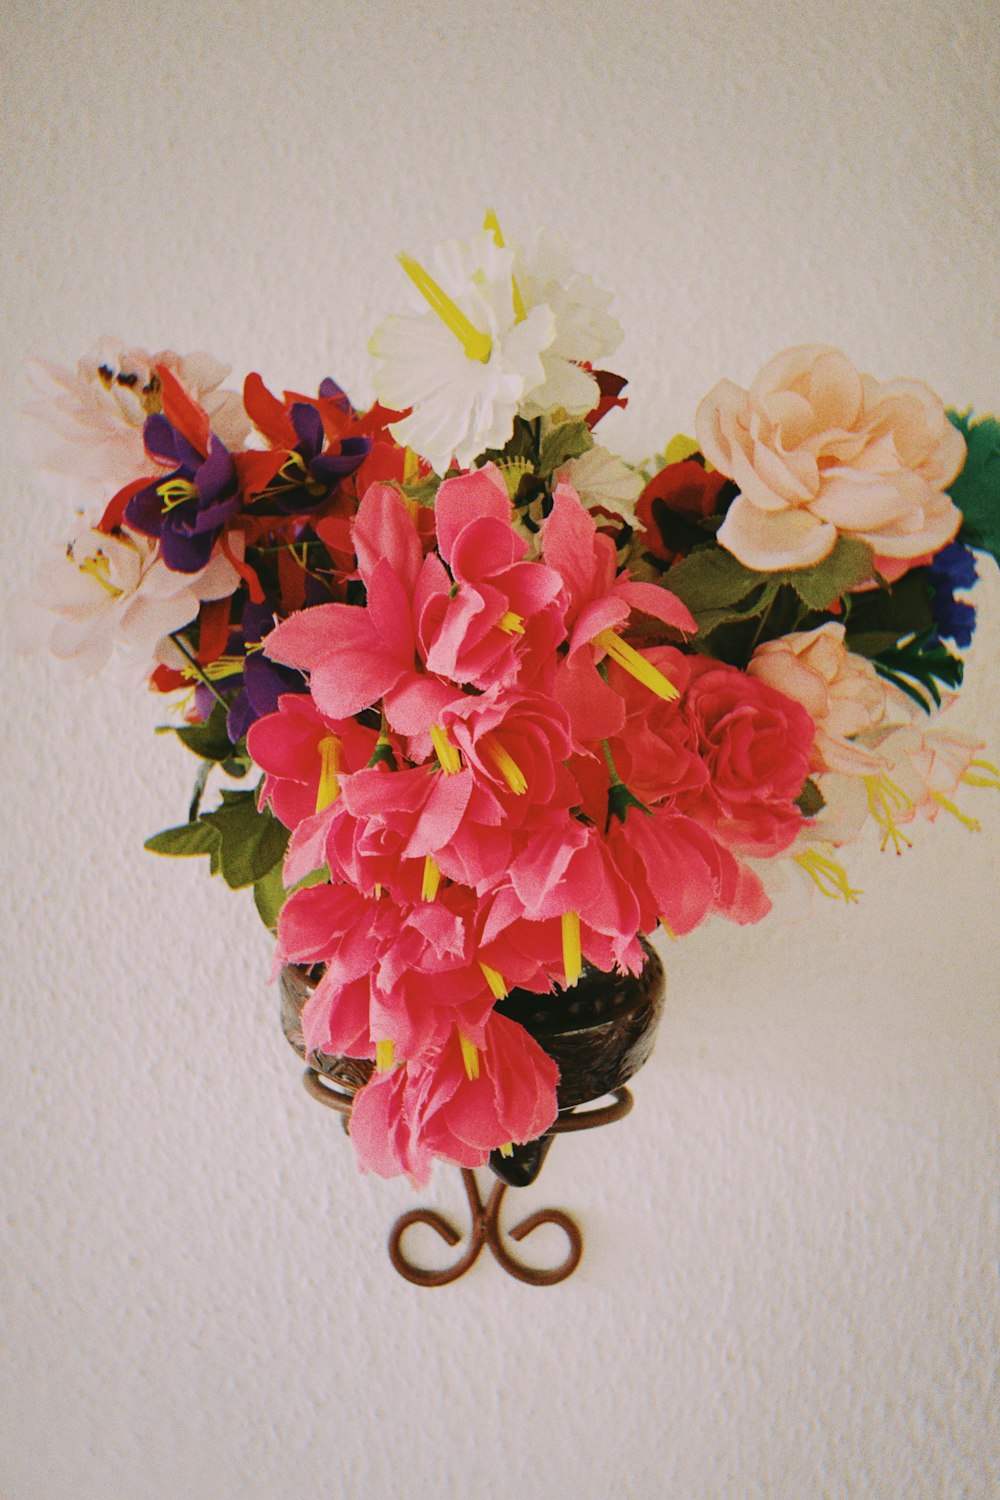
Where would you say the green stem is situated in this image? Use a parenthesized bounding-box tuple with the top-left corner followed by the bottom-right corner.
(601, 738, 623, 786)
(169, 633, 231, 711)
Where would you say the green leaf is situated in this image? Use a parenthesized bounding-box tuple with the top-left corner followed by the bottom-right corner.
(664, 544, 771, 612)
(167, 701, 236, 763)
(253, 861, 288, 930)
(872, 633, 963, 715)
(796, 778, 826, 817)
(842, 569, 935, 655)
(199, 789, 290, 890)
(781, 538, 873, 610)
(144, 821, 221, 859)
(537, 420, 593, 477)
(947, 410, 1000, 566)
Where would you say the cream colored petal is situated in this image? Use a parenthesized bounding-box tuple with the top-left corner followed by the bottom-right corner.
(717, 494, 838, 570)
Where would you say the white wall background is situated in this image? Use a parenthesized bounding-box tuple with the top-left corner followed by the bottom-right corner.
(2, 3, 997, 1496)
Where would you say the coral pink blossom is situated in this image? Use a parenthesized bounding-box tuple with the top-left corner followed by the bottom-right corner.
(541, 483, 695, 738)
(349, 1015, 560, 1182)
(263, 484, 459, 734)
(421, 465, 565, 688)
(696, 345, 965, 570)
(678, 657, 815, 856)
(748, 623, 889, 776)
(607, 809, 770, 936)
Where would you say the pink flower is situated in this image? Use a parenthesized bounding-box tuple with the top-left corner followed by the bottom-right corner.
(696, 345, 965, 570)
(420, 465, 565, 689)
(747, 623, 889, 775)
(349, 1014, 560, 1181)
(263, 483, 459, 735)
(677, 657, 815, 856)
(541, 483, 695, 738)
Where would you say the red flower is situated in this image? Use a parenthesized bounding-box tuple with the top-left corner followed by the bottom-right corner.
(636, 458, 730, 565)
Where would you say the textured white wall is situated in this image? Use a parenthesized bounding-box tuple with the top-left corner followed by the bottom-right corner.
(2, 3, 997, 1497)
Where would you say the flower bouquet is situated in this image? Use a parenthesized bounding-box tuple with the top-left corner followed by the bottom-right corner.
(21, 217, 999, 1202)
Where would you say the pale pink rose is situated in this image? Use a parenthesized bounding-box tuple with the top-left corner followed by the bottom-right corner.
(18, 524, 241, 681)
(696, 345, 965, 570)
(20, 341, 250, 519)
(748, 622, 889, 776)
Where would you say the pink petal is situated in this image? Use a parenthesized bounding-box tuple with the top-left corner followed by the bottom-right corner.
(352, 482, 423, 596)
(433, 465, 512, 564)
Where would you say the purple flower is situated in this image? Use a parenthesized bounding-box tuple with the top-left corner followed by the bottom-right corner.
(249, 379, 371, 516)
(928, 541, 979, 648)
(125, 414, 242, 572)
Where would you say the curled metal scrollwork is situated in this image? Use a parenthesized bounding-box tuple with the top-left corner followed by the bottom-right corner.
(303, 1068, 633, 1287)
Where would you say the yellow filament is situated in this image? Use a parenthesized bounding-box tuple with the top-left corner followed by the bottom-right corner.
(498, 1142, 514, 1158)
(402, 447, 421, 485)
(497, 610, 525, 635)
(594, 629, 679, 702)
(179, 654, 245, 682)
(481, 734, 527, 795)
(374, 882, 383, 899)
(77, 554, 123, 598)
(931, 791, 981, 832)
(659, 918, 677, 941)
(375, 1039, 396, 1073)
(421, 855, 442, 902)
(479, 962, 508, 1000)
(963, 758, 1000, 790)
(398, 252, 492, 363)
(793, 848, 863, 903)
(482, 209, 527, 323)
(315, 735, 342, 813)
(156, 476, 199, 511)
(459, 1033, 481, 1081)
(863, 774, 913, 854)
(562, 910, 582, 988)
(430, 723, 462, 775)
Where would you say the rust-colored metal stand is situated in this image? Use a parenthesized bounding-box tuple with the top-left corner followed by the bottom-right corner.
(303, 1067, 633, 1286)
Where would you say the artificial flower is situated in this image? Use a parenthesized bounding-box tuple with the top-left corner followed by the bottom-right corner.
(369, 229, 555, 473)
(696, 345, 966, 570)
(21, 341, 249, 519)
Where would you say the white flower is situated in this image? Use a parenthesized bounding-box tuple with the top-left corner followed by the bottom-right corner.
(20, 340, 250, 521)
(370, 230, 555, 474)
(17, 524, 242, 682)
(515, 230, 623, 420)
(555, 444, 643, 526)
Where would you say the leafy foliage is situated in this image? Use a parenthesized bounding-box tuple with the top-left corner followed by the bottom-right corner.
(145, 785, 289, 893)
(947, 410, 1000, 567)
(663, 537, 874, 665)
(843, 568, 936, 657)
(871, 633, 964, 713)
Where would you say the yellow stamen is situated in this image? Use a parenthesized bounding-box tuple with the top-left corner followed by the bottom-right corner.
(963, 758, 1000, 790)
(403, 446, 420, 485)
(498, 1142, 514, 1158)
(430, 723, 462, 775)
(594, 628, 679, 701)
(482, 209, 527, 323)
(459, 1032, 480, 1081)
(315, 735, 342, 813)
(421, 855, 442, 902)
(659, 918, 677, 941)
(397, 252, 492, 363)
(931, 791, 980, 832)
(863, 773, 913, 854)
(561, 910, 582, 988)
(793, 848, 863, 903)
(479, 962, 508, 1000)
(481, 734, 527, 795)
(375, 1039, 396, 1073)
(497, 610, 525, 635)
(179, 654, 245, 683)
(374, 882, 383, 898)
(77, 554, 123, 598)
(156, 476, 199, 511)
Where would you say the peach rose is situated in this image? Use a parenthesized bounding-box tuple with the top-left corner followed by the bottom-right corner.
(696, 345, 966, 571)
(748, 622, 889, 776)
